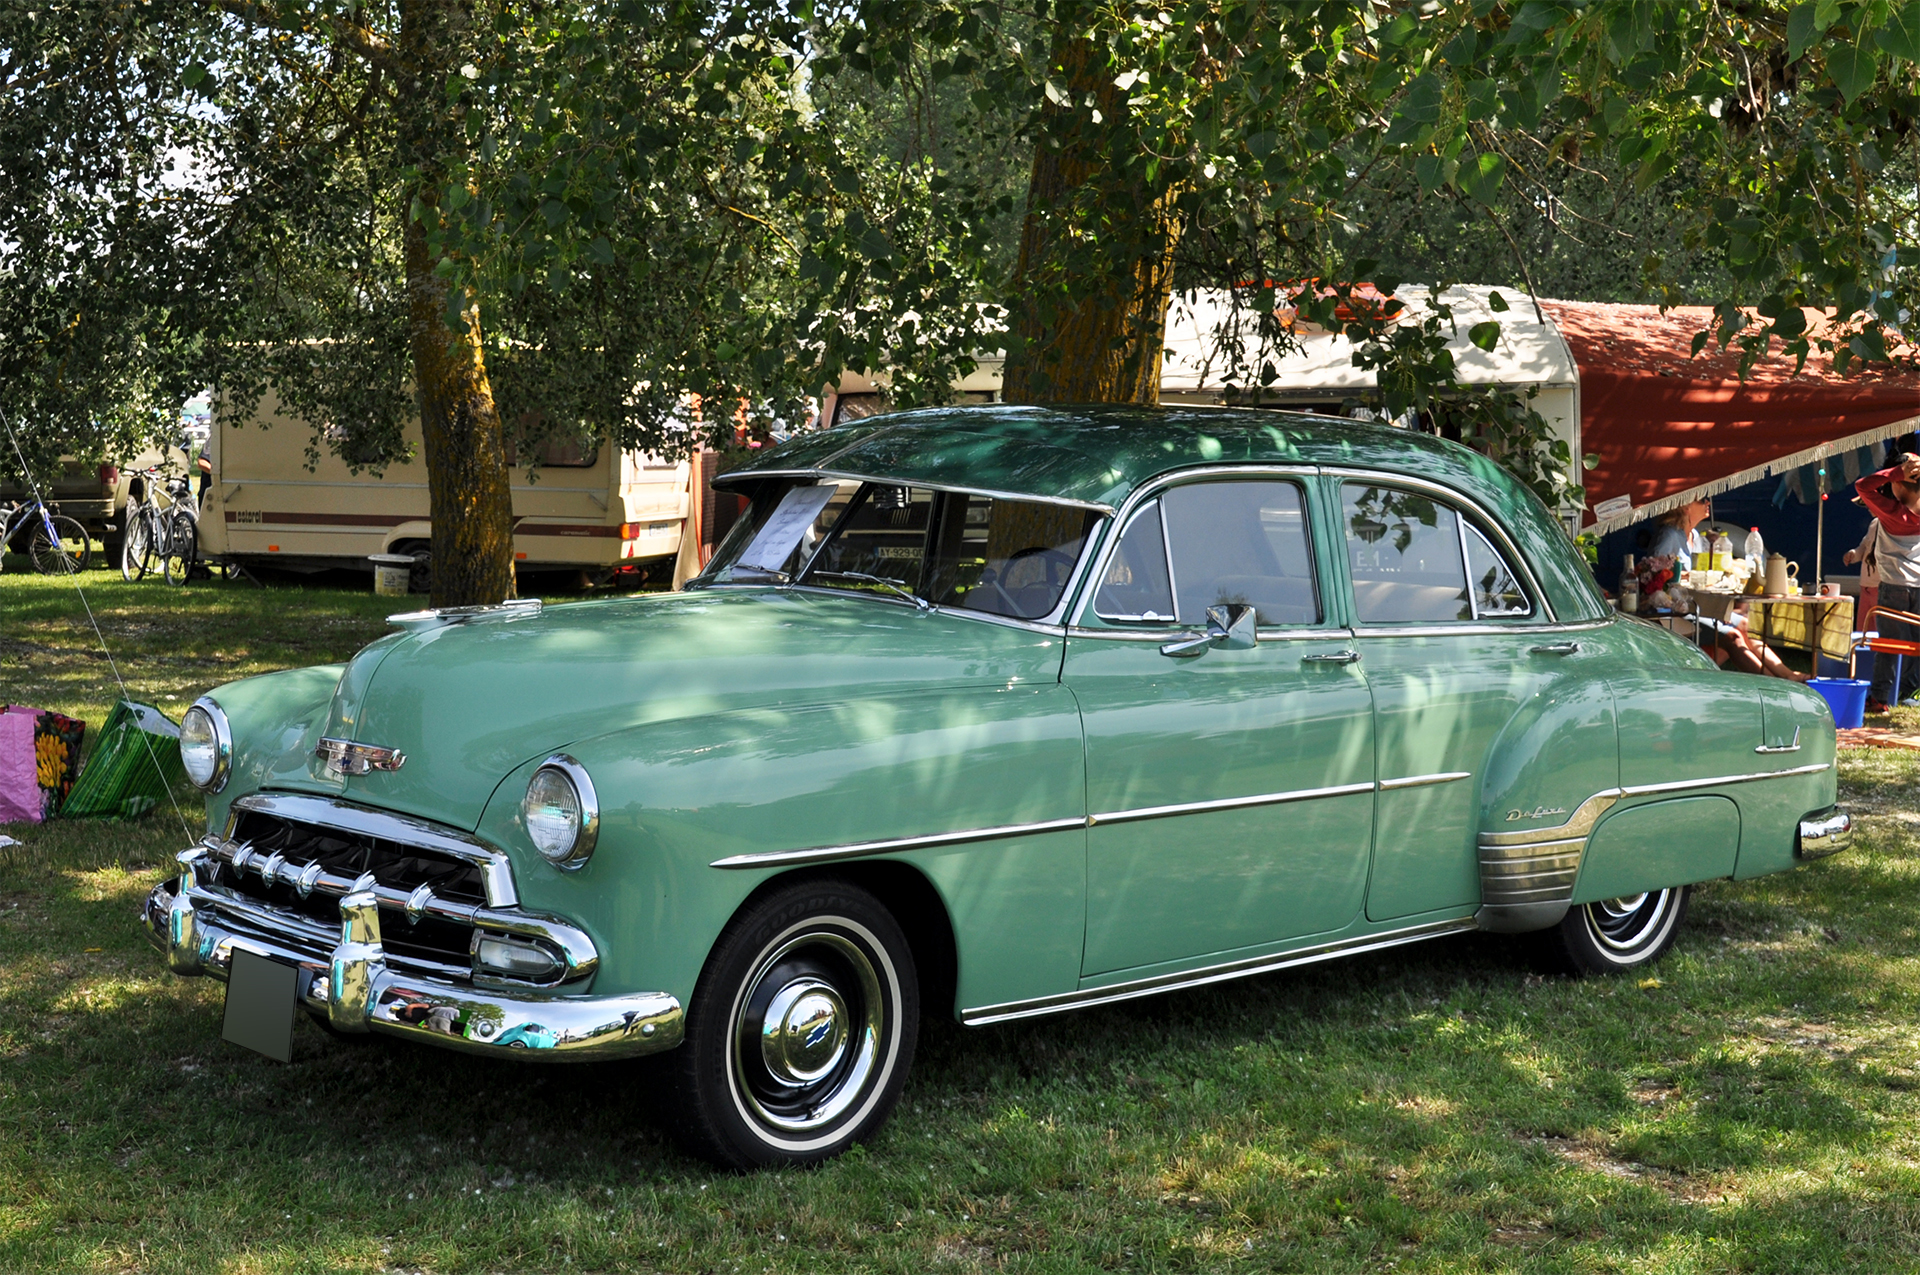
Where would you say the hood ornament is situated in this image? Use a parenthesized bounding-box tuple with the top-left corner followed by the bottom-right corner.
(387, 598, 542, 633)
(316, 738, 407, 777)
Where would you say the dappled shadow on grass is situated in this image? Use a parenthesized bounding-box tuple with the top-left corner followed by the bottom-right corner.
(6, 775, 1920, 1270)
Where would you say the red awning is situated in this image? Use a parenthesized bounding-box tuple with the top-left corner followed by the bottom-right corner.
(1541, 301, 1920, 531)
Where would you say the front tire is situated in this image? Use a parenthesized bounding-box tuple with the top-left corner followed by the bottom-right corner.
(163, 512, 197, 585)
(1553, 886, 1690, 974)
(30, 514, 91, 574)
(667, 879, 918, 1169)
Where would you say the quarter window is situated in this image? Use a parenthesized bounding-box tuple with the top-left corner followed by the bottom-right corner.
(1097, 480, 1321, 626)
(1341, 483, 1531, 623)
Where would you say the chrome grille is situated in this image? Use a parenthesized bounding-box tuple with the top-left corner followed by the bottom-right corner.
(212, 808, 489, 973)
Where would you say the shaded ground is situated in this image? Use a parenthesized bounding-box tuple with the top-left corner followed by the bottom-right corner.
(3, 568, 1919, 1272)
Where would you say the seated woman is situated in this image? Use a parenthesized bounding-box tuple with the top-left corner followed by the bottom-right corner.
(1699, 600, 1810, 682)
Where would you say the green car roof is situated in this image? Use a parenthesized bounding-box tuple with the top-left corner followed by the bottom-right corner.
(716, 404, 1606, 622)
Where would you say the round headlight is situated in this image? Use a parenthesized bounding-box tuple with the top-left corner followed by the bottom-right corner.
(179, 699, 232, 793)
(523, 754, 598, 869)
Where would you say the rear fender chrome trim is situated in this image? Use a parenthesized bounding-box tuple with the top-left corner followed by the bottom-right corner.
(961, 918, 1476, 1025)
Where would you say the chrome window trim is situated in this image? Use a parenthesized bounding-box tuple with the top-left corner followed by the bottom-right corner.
(1320, 466, 1559, 625)
(1461, 521, 1534, 621)
(760, 480, 1111, 630)
(1092, 499, 1177, 623)
(709, 467, 1116, 513)
(1070, 464, 1331, 633)
(230, 792, 518, 908)
(960, 917, 1477, 1025)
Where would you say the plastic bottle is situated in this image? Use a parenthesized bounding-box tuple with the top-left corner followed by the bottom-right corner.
(1712, 529, 1733, 573)
(1686, 527, 1706, 569)
(1744, 526, 1765, 571)
(1619, 554, 1638, 613)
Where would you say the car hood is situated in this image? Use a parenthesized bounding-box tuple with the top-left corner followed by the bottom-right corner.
(274, 588, 1065, 831)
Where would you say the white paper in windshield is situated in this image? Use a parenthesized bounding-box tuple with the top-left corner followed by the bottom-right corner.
(735, 484, 839, 575)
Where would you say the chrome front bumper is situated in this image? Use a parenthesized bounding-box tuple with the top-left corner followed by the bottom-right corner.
(143, 847, 683, 1061)
(1798, 807, 1853, 859)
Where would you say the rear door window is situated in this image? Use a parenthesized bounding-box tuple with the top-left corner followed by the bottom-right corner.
(1341, 483, 1532, 623)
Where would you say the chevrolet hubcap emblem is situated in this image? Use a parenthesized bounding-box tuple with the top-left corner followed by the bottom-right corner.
(315, 737, 407, 777)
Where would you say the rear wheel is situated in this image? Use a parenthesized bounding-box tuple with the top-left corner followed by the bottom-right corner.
(1553, 887, 1690, 974)
(666, 879, 918, 1169)
(30, 514, 91, 574)
(163, 512, 198, 585)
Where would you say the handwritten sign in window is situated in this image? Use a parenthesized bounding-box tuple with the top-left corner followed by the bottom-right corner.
(736, 484, 839, 576)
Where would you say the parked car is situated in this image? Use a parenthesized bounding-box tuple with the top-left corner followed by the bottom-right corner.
(144, 405, 1850, 1168)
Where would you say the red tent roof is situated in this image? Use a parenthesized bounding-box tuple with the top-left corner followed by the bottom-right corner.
(1540, 301, 1920, 530)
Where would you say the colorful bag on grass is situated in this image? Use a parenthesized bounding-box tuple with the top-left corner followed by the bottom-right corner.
(60, 701, 183, 821)
(0, 705, 87, 823)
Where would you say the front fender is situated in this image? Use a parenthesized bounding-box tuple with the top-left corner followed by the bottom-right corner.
(474, 684, 1088, 1015)
(202, 663, 346, 831)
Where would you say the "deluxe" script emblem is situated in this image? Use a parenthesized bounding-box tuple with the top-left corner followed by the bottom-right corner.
(1505, 805, 1567, 822)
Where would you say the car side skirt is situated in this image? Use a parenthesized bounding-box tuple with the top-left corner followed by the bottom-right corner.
(958, 916, 1476, 1026)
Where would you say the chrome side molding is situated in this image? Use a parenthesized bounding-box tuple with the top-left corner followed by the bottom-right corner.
(961, 917, 1476, 1025)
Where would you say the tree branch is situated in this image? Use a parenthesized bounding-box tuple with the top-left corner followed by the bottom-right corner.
(206, 0, 398, 75)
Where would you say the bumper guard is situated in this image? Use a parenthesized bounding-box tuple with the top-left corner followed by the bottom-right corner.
(143, 846, 683, 1060)
(1798, 807, 1853, 860)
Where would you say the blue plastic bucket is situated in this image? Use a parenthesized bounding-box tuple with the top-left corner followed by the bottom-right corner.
(1809, 677, 1870, 729)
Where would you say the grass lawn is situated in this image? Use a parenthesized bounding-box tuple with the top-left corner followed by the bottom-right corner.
(5, 565, 1920, 1272)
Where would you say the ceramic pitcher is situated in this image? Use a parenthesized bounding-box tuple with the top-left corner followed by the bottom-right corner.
(1764, 552, 1799, 595)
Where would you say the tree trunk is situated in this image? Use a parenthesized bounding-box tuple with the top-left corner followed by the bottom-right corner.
(1001, 25, 1181, 406)
(398, 0, 516, 607)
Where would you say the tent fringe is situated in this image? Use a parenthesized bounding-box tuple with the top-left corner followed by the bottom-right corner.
(1587, 414, 1920, 536)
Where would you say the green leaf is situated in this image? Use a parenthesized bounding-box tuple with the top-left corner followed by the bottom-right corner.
(1468, 320, 1501, 351)
(182, 62, 207, 88)
(1458, 152, 1505, 206)
(1488, 291, 1509, 312)
(1692, 330, 1711, 357)
(445, 185, 471, 211)
(1828, 41, 1880, 103)
(1877, 2, 1920, 61)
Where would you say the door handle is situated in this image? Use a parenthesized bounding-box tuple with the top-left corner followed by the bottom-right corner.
(1302, 650, 1361, 665)
(1529, 642, 1582, 655)
(1756, 726, 1803, 755)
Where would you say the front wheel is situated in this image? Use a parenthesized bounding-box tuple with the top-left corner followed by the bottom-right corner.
(666, 879, 918, 1169)
(1552, 887, 1690, 974)
(30, 514, 91, 574)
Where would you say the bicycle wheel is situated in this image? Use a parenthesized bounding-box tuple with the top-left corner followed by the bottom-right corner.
(121, 504, 153, 581)
(30, 513, 92, 574)
(163, 512, 198, 586)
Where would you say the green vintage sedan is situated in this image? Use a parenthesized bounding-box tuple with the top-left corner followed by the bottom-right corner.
(146, 406, 1851, 1167)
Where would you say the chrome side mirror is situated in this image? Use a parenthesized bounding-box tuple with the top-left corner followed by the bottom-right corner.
(1161, 603, 1258, 658)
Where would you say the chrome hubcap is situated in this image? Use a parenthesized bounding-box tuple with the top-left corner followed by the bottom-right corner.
(760, 979, 849, 1085)
(1586, 889, 1676, 953)
(731, 928, 887, 1135)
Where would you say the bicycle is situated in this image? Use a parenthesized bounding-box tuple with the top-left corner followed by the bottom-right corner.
(0, 497, 92, 574)
(121, 469, 197, 583)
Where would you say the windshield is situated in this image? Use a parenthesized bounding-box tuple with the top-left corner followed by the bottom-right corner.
(695, 479, 1099, 620)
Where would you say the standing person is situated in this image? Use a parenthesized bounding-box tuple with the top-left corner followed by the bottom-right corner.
(1854, 453, 1920, 712)
(1844, 518, 1884, 635)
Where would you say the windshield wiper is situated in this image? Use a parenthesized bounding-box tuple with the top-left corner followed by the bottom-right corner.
(722, 566, 791, 583)
(808, 570, 931, 611)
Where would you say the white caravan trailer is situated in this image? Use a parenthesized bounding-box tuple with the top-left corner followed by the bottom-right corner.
(197, 390, 690, 586)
